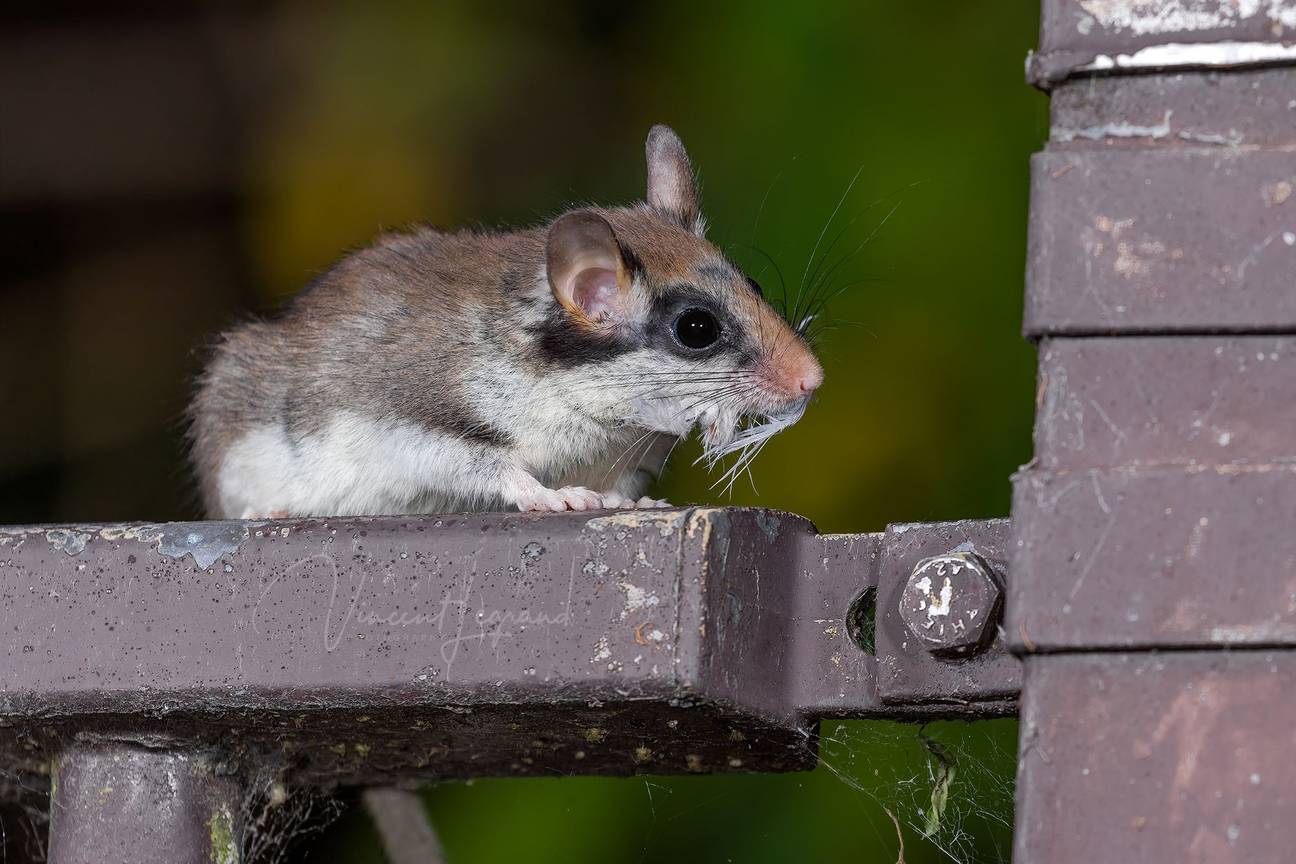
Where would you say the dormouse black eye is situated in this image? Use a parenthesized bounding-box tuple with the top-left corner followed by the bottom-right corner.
(673, 308, 720, 350)
(745, 276, 763, 297)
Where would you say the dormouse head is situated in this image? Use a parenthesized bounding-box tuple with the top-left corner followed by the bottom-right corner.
(539, 124, 823, 476)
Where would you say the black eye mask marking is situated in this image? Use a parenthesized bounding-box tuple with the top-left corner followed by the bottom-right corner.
(646, 286, 746, 361)
(528, 306, 638, 367)
(527, 272, 759, 369)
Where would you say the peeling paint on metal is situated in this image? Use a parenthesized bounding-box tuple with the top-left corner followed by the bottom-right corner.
(1177, 128, 1245, 145)
(1081, 41, 1296, 73)
(46, 528, 91, 556)
(1210, 622, 1296, 643)
(1077, 1, 1296, 35)
(618, 582, 660, 619)
(1084, 215, 1178, 281)
(1054, 109, 1173, 141)
(97, 522, 252, 569)
(585, 509, 688, 538)
(913, 574, 955, 621)
(1263, 180, 1292, 206)
(157, 523, 251, 570)
(685, 507, 722, 540)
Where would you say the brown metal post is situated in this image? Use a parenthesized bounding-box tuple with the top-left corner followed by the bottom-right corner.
(1015, 2, 1296, 861)
(49, 745, 243, 864)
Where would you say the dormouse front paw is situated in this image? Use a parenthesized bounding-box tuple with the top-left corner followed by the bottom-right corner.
(514, 485, 604, 512)
(596, 492, 672, 510)
(507, 472, 672, 512)
(240, 509, 291, 520)
(597, 491, 634, 509)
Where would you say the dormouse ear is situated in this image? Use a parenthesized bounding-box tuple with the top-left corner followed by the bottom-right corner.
(546, 211, 631, 325)
(645, 124, 699, 229)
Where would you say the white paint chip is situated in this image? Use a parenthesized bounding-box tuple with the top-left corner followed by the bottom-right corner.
(617, 582, 660, 619)
(1082, 41, 1296, 74)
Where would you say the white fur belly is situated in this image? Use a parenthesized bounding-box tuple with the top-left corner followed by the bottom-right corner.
(217, 412, 507, 518)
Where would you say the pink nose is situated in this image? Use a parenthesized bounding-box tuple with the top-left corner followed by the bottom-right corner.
(792, 361, 824, 395)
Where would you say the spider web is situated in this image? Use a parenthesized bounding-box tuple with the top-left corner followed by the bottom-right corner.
(813, 718, 1017, 863)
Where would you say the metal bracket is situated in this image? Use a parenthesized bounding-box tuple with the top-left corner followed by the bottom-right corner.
(875, 519, 1018, 714)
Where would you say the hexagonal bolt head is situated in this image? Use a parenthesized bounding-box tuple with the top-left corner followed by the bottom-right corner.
(899, 550, 1004, 657)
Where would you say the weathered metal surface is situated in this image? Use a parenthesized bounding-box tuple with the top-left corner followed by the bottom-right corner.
(1025, 148, 1296, 336)
(1011, 465, 1296, 650)
(1029, 0, 1296, 87)
(1016, 652, 1296, 863)
(0, 509, 1008, 800)
(49, 745, 241, 864)
(1017, 9, 1296, 863)
(1014, 334, 1296, 649)
(1033, 337, 1296, 470)
(875, 520, 1019, 711)
(0, 509, 818, 787)
(899, 551, 1003, 656)
(1049, 68, 1296, 149)
(785, 532, 884, 719)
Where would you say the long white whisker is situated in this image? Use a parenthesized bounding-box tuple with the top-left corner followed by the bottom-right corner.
(796, 164, 866, 322)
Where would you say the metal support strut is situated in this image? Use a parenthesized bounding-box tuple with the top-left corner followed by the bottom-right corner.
(49, 745, 242, 864)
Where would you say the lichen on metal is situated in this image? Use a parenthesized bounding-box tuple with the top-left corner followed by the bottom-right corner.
(208, 804, 239, 864)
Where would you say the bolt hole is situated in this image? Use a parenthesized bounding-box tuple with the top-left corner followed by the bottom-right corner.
(845, 586, 877, 655)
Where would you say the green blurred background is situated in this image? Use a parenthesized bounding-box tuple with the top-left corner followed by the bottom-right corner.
(0, 1, 1045, 860)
